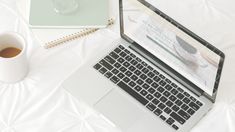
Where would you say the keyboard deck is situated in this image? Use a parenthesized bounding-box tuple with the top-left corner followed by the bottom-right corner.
(93, 45, 203, 131)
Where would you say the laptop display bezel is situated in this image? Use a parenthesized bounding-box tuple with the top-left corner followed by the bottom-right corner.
(119, 0, 225, 102)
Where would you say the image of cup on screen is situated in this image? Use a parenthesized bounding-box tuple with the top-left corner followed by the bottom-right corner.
(52, 0, 78, 15)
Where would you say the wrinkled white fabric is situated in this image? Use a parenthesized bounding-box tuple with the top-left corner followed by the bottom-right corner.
(0, 0, 234, 132)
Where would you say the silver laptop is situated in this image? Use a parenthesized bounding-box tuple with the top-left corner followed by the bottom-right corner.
(62, 0, 225, 131)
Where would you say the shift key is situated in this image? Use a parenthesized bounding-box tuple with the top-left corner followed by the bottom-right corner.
(170, 112, 185, 124)
(100, 59, 113, 70)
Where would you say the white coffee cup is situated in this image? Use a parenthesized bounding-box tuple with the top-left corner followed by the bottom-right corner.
(0, 32, 29, 83)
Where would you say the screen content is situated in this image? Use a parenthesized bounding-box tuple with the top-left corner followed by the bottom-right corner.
(122, 0, 221, 96)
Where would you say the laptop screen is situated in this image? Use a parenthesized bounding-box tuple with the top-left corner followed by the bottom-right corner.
(122, 0, 222, 96)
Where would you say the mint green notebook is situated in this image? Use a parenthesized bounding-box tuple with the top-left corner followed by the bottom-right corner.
(29, 0, 109, 28)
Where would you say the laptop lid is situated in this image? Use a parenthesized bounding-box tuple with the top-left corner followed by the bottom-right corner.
(119, 0, 225, 102)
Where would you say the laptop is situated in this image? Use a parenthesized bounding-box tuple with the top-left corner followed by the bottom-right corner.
(62, 0, 225, 131)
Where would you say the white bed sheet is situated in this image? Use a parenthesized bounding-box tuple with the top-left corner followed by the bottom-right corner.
(0, 0, 235, 132)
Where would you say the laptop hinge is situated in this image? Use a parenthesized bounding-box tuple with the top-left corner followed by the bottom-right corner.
(129, 43, 204, 97)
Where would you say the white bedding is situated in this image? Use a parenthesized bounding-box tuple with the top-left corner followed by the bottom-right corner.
(0, 0, 234, 132)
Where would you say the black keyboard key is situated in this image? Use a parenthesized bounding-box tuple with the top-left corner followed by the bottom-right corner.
(172, 105, 180, 112)
(111, 68, 119, 75)
(171, 83, 177, 88)
(94, 63, 102, 70)
(159, 80, 167, 87)
(140, 90, 148, 96)
(177, 87, 184, 93)
(125, 55, 132, 61)
(129, 81, 136, 87)
(181, 104, 189, 111)
(114, 62, 121, 68)
(134, 70, 141, 76)
(160, 115, 166, 121)
(165, 84, 173, 91)
(130, 75, 138, 81)
(128, 66, 136, 71)
(124, 49, 130, 54)
(147, 72, 155, 78)
(125, 71, 132, 77)
(183, 98, 191, 104)
(196, 101, 203, 106)
(163, 91, 171, 97)
(123, 62, 131, 67)
(140, 74, 147, 80)
(120, 66, 127, 73)
(105, 56, 115, 64)
(152, 98, 160, 105)
(154, 92, 161, 98)
(159, 74, 165, 79)
(117, 58, 125, 63)
(141, 61, 148, 67)
(164, 107, 172, 114)
(171, 89, 178, 95)
(153, 76, 161, 82)
(119, 51, 127, 58)
(137, 79, 144, 85)
(187, 108, 195, 115)
(165, 78, 171, 84)
(178, 110, 190, 120)
(130, 59, 138, 66)
(109, 52, 119, 59)
(117, 73, 125, 79)
(153, 70, 159, 75)
(114, 47, 122, 53)
(142, 68, 149, 74)
(117, 81, 148, 105)
(118, 45, 125, 50)
(172, 124, 179, 130)
(110, 76, 120, 84)
(123, 77, 130, 83)
(151, 82, 159, 89)
(159, 96, 167, 103)
(130, 53, 136, 58)
(99, 67, 107, 74)
(136, 63, 144, 70)
(142, 83, 150, 90)
(158, 103, 166, 110)
(189, 102, 200, 111)
(166, 117, 175, 125)
(147, 103, 156, 111)
(148, 88, 156, 94)
(175, 100, 183, 106)
(136, 57, 141, 62)
(154, 108, 162, 116)
(147, 65, 153, 71)
(190, 96, 196, 102)
(166, 100, 174, 107)
(104, 72, 113, 78)
(100, 59, 114, 70)
(183, 92, 190, 97)
(170, 112, 185, 124)
(157, 87, 165, 93)
(146, 78, 153, 84)
(134, 86, 142, 92)
(177, 93, 185, 100)
(169, 95, 177, 102)
(146, 94, 154, 101)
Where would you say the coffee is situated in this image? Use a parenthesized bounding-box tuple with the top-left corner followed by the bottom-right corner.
(0, 47, 21, 58)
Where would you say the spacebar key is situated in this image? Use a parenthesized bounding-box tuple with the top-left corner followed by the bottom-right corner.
(118, 81, 148, 105)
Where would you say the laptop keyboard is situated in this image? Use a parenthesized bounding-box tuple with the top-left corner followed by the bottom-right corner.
(93, 45, 203, 131)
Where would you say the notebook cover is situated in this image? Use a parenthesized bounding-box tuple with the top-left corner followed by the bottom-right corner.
(29, 0, 109, 28)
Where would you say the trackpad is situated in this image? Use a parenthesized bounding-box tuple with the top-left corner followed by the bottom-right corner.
(95, 89, 145, 130)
